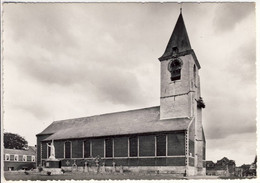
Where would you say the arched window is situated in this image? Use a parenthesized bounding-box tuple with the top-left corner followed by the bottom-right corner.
(168, 59, 183, 81)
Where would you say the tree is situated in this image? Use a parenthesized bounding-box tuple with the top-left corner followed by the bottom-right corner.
(4, 132, 28, 149)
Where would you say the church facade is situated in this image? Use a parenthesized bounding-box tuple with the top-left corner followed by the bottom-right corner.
(36, 12, 206, 176)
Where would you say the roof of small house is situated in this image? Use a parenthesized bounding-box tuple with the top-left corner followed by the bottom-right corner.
(4, 146, 36, 156)
(37, 106, 191, 141)
(206, 161, 215, 165)
(216, 157, 235, 165)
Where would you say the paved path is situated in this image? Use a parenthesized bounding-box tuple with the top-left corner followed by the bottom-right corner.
(186, 175, 219, 179)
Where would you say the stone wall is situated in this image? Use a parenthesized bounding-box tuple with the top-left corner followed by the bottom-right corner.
(36, 134, 52, 166)
(160, 54, 194, 120)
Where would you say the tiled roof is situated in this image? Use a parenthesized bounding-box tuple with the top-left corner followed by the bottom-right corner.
(4, 146, 36, 156)
(37, 106, 191, 141)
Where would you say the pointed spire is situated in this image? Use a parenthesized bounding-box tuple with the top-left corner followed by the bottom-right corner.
(159, 12, 192, 61)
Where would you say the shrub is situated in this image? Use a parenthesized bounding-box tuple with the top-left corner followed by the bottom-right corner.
(38, 167, 43, 172)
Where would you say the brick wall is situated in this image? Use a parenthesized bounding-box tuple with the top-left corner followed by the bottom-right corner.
(41, 131, 186, 167)
(36, 134, 52, 166)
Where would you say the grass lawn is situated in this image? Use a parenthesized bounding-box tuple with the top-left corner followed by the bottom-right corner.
(219, 176, 257, 180)
(4, 171, 185, 181)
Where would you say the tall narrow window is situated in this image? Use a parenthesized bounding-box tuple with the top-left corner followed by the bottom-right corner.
(156, 134, 166, 156)
(105, 138, 113, 157)
(139, 135, 155, 156)
(168, 59, 183, 81)
(114, 137, 128, 157)
(84, 140, 91, 158)
(32, 156, 35, 162)
(65, 141, 71, 158)
(193, 65, 196, 84)
(92, 139, 104, 157)
(168, 132, 185, 156)
(129, 136, 138, 157)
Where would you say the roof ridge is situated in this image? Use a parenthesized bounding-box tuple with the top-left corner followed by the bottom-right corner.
(53, 106, 160, 123)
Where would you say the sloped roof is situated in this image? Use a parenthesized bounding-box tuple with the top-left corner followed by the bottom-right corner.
(28, 146, 37, 153)
(38, 106, 191, 141)
(4, 146, 36, 156)
(159, 13, 191, 61)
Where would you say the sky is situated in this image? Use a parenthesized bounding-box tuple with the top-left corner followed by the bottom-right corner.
(2, 2, 256, 166)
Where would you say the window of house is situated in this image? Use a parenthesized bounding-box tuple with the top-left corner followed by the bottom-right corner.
(156, 134, 166, 156)
(32, 156, 35, 162)
(168, 59, 183, 81)
(14, 155, 19, 161)
(64, 141, 71, 159)
(83, 140, 91, 158)
(22, 155, 27, 162)
(10, 155, 14, 161)
(5, 154, 10, 161)
(19, 155, 23, 161)
(27, 155, 31, 161)
(129, 136, 138, 157)
(105, 138, 113, 158)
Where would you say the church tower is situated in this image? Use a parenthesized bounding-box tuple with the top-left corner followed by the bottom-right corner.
(159, 12, 206, 175)
(159, 12, 204, 120)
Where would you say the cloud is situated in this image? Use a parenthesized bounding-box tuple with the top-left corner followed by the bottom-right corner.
(206, 132, 256, 165)
(213, 3, 254, 33)
(13, 103, 51, 120)
(226, 39, 256, 83)
(3, 4, 79, 53)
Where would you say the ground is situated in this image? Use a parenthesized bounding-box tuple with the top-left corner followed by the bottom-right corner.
(4, 171, 185, 181)
(3, 171, 221, 181)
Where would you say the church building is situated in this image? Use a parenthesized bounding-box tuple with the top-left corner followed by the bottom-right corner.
(36, 12, 206, 176)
